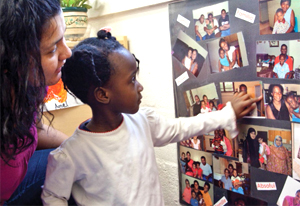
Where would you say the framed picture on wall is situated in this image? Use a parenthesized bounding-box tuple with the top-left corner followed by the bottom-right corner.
(269, 40, 279, 47)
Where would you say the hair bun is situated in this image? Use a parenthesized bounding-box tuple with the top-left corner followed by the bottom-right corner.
(97, 29, 116, 40)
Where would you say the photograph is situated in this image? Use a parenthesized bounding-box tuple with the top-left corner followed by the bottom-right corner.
(220, 81, 264, 117)
(172, 30, 207, 77)
(181, 174, 214, 206)
(183, 83, 219, 117)
(256, 39, 300, 79)
(263, 83, 300, 122)
(259, 0, 299, 35)
(213, 156, 251, 196)
(179, 146, 214, 183)
(237, 123, 292, 176)
(277, 176, 300, 206)
(293, 123, 300, 180)
(193, 1, 230, 41)
(207, 32, 249, 73)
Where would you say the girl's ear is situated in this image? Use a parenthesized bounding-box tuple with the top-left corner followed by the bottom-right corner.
(94, 87, 110, 104)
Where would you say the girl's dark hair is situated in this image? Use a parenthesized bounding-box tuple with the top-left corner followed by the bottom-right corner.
(62, 30, 124, 104)
(268, 84, 283, 103)
(219, 38, 229, 49)
(280, 0, 291, 6)
(1, 0, 61, 163)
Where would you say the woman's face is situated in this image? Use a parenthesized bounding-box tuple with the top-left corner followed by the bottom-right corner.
(233, 170, 237, 177)
(275, 137, 282, 146)
(250, 131, 256, 139)
(187, 153, 190, 160)
(194, 182, 199, 189)
(219, 130, 224, 136)
(181, 153, 185, 159)
(188, 50, 192, 58)
(214, 130, 219, 137)
(221, 41, 229, 51)
(192, 50, 197, 60)
(200, 15, 204, 23)
(40, 12, 72, 86)
(281, 1, 290, 13)
(193, 136, 197, 140)
(272, 86, 283, 103)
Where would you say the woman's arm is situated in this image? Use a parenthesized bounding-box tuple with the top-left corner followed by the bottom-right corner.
(285, 147, 292, 175)
(192, 63, 198, 75)
(37, 121, 68, 150)
(286, 10, 295, 33)
(266, 105, 276, 119)
(229, 49, 237, 68)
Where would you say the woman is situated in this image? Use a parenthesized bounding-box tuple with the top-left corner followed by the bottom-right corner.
(243, 128, 260, 168)
(266, 135, 291, 175)
(266, 84, 290, 120)
(190, 49, 199, 76)
(185, 151, 194, 176)
(192, 180, 201, 197)
(274, 0, 295, 33)
(219, 38, 239, 69)
(191, 136, 201, 150)
(1, 0, 72, 204)
(283, 190, 300, 206)
(219, 129, 233, 156)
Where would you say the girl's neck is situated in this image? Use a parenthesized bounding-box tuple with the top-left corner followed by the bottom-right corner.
(86, 109, 123, 132)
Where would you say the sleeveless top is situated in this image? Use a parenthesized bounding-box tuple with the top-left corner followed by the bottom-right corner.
(269, 100, 290, 120)
(220, 54, 230, 66)
(284, 7, 292, 26)
(228, 46, 239, 68)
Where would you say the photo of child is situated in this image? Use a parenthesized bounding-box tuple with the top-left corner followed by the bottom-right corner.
(272, 8, 290, 34)
(258, 136, 270, 169)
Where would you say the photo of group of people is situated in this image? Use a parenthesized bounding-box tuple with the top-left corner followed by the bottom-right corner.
(180, 146, 213, 183)
(181, 175, 214, 206)
(213, 156, 250, 196)
(193, 1, 230, 41)
(237, 124, 292, 176)
(169, 0, 299, 205)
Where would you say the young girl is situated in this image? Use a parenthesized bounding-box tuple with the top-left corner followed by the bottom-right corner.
(41, 30, 260, 205)
(258, 137, 270, 169)
(212, 129, 224, 154)
(218, 48, 231, 72)
(200, 100, 211, 113)
(191, 135, 201, 150)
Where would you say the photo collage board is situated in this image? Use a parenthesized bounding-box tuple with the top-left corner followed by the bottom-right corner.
(168, 0, 300, 205)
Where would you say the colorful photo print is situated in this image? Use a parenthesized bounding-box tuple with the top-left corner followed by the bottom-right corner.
(277, 176, 300, 206)
(237, 123, 292, 176)
(213, 156, 251, 196)
(214, 186, 268, 206)
(293, 123, 300, 180)
(220, 81, 264, 117)
(181, 174, 214, 206)
(172, 30, 208, 77)
(263, 83, 300, 122)
(259, 0, 299, 35)
(256, 39, 300, 79)
(192, 1, 230, 41)
(179, 146, 213, 183)
(183, 83, 219, 117)
(207, 32, 249, 73)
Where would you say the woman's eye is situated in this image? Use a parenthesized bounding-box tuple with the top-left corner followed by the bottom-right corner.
(49, 46, 57, 54)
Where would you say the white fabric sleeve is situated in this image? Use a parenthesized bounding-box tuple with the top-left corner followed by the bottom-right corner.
(41, 148, 75, 206)
(143, 101, 238, 147)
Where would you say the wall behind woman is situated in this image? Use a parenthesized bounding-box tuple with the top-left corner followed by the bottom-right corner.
(88, 2, 182, 206)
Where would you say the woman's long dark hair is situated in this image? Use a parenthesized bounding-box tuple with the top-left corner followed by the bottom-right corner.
(0, 0, 61, 164)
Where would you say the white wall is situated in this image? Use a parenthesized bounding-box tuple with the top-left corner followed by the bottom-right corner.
(88, 3, 183, 205)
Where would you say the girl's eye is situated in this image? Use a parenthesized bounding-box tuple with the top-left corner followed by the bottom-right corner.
(132, 76, 136, 83)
